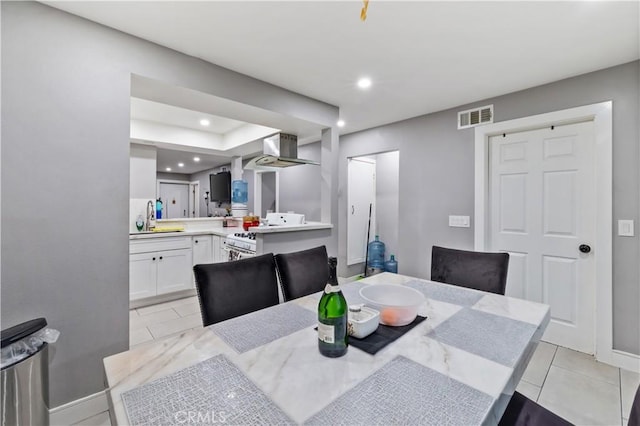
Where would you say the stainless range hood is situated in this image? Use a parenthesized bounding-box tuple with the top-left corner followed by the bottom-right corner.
(245, 133, 319, 169)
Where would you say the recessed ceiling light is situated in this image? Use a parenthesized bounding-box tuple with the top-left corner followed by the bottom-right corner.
(199, 119, 210, 126)
(194, 157, 200, 162)
(178, 162, 184, 167)
(357, 77, 372, 89)
(337, 120, 345, 128)
(166, 167, 172, 172)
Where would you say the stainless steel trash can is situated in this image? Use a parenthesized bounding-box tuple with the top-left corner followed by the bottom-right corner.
(1, 318, 50, 426)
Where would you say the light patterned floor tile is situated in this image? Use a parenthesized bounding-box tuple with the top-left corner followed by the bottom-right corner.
(147, 313, 203, 339)
(553, 347, 620, 385)
(522, 341, 557, 386)
(72, 410, 111, 426)
(621, 369, 640, 420)
(174, 301, 201, 317)
(136, 300, 176, 316)
(129, 327, 153, 347)
(169, 296, 198, 308)
(129, 308, 179, 330)
(516, 379, 541, 402)
(538, 365, 621, 426)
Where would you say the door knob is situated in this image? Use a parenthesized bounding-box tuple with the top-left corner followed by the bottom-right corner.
(579, 244, 591, 253)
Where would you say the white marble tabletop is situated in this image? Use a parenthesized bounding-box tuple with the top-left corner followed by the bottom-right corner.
(104, 273, 549, 425)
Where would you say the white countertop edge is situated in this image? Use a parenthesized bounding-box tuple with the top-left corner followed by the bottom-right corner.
(129, 222, 333, 239)
(249, 222, 333, 233)
(129, 227, 243, 240)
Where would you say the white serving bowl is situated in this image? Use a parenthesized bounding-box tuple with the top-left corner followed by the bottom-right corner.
(348, 306, 380, 339)
(359, 284, 425, 326)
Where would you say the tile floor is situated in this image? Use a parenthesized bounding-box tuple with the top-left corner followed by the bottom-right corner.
(84, 296, 640, 425)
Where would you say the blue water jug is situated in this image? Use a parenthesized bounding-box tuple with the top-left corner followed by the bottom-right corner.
(385, 254, 398, 273)
(156, 198, 163, 220)
(367, 235, 385, 269)
(232, 180, 248, 204)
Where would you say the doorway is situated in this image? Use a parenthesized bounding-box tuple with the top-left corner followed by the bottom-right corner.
(489, 121, 596, 353)
(347, 151, 399, 267)
(475, 102, 614, 363)
(189, 181, 199, 218)
(253, 171, 279, 218)
(158, 181, 189, 219)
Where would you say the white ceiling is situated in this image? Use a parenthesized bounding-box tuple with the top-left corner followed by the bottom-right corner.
(155, 147, 231, 175)
(48, 1, 639, 136)
(131, 98, 246, 134)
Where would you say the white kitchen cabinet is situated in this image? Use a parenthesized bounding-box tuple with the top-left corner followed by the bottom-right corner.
(156, 248, 193, 295)
(129, 237, 193, 302)
(212, 235, 229, 263)
(192, 235, 213, 266)
(129, 253, 157, 300)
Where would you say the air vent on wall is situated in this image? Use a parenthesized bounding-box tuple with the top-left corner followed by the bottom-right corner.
(458, 104, 493, 129)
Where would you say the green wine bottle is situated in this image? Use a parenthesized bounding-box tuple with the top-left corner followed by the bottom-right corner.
(317, 257, 348, 357)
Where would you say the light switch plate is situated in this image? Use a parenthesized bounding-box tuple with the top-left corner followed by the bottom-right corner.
(618, 220, 634, 237)
(449, 215, 470, 228)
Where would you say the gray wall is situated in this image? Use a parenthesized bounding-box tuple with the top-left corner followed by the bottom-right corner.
(375, 151, 399, 262)
(338, 61, 640, 355)
(190, 166, 231, 217)
(279, 142, 322, 221)
(260, 172, 277, 217)
(1, 2, 337, 406)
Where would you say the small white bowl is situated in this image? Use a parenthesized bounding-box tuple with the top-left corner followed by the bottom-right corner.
(359, 284, 425, 326)
(348, 306, 380, 339)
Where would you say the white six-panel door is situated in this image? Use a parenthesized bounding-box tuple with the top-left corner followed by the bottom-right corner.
(347, 158, 376, 265)
(489, 121, 596, 353)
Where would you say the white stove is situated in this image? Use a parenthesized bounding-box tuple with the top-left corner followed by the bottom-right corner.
(224, 232, 257, 259)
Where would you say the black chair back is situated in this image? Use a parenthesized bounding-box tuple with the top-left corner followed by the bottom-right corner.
(431, 245, 509, 295)
(193, 253, 279, 326)
(275, 246, 329, 301)
(629, 384, 640, 426)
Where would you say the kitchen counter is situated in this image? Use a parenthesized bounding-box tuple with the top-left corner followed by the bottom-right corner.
(129, 227, 243, 240)
(249, 221, 333, 233)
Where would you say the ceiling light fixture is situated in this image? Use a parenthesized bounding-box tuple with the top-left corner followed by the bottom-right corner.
(357, 77, 372, 89)
(199, 119, 210, 126)
(337, 120, 345, 128)
(193, 157, 200, 162)
(166, 167, 172, 171)
(178, 163, 184, 167)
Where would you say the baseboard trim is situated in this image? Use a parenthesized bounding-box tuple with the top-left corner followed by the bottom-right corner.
(49, 390, 108, 426)
(609, 349, 640, 373)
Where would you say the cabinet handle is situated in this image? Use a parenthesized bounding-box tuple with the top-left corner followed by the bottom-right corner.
(159, 256, 163, 260)
(152, 257, 156, 261)
(195, 240, 198, 243)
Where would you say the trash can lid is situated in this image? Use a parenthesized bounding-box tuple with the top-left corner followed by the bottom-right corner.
(1, 318, 47, 348)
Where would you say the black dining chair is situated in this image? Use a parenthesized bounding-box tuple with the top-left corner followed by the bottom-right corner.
(498, 391, 572, 426)
(193, 253, 280, 326)
(430, 245, 510, 295)
(629, 383, 640, 426)
(274, 245, 329, 301)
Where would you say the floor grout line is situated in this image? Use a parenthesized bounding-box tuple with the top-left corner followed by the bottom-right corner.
(536, 343, 558, 402)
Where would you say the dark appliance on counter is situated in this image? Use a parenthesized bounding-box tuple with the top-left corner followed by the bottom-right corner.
(209, 171, 231, 203)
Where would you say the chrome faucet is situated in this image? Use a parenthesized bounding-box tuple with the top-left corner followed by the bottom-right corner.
(145, 200, 155, 231)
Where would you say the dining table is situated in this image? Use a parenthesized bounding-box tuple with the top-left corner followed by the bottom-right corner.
(104, 272, 550, 425)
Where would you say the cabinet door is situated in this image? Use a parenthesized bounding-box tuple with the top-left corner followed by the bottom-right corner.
(129, 253, 157, 301)
(157, 249, 193, 294)
(192, 235, 213, 266)
(214, 236, 229, 263)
